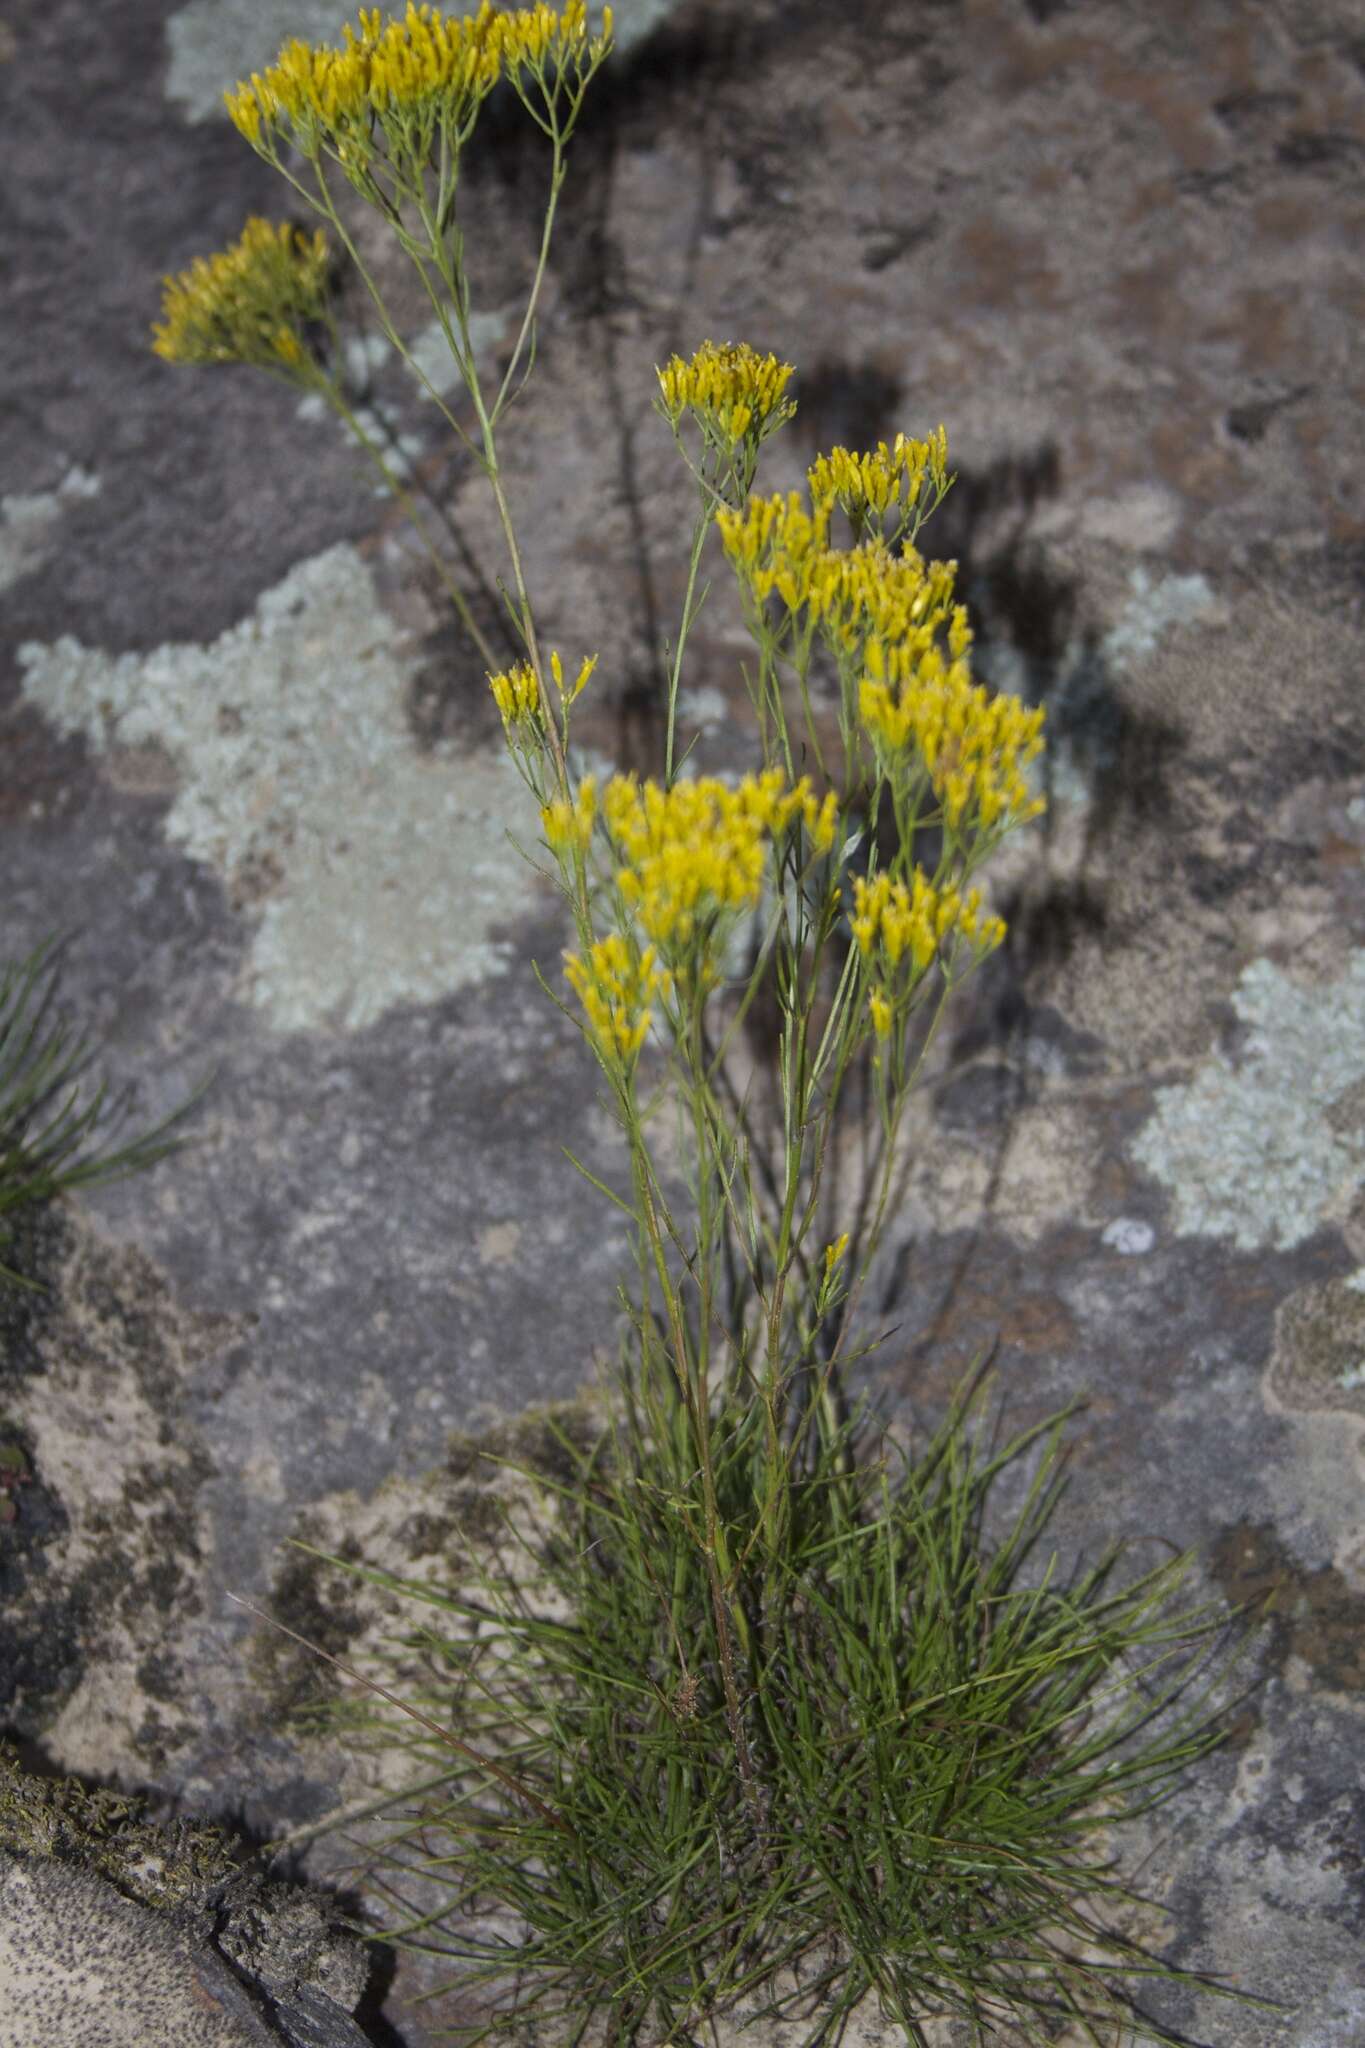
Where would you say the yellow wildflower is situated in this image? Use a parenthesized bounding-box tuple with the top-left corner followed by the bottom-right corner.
(564, 932, 667, 1062)
(714, 489, 832, 617)
(549, 648, 597, 704)
(599, 768, 835, 980)
(807, 426, 949, 538)
(809, 542, 960, 656)
(488, 660, 540, 728)
(849, 871, 939, 974)
(541, 773, 596, 855)
(849, 868, 1006, 981)
(858, 638, 1046, 834)
(225, 3, 610, 159)
(500, 0, 611, 71)
(225, 6, 501, 144)
(656, 341, 797, 449)
(151, 217, 329, 373)
(823, 1232, 851, 1276)
(867, 989, 893, 1038)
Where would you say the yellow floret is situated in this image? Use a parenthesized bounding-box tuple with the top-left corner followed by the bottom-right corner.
(549, 648, 597, 704)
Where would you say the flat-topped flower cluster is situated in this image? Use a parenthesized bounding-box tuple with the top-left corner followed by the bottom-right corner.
(151, 217, 330, 374)
(224, 0, 612, 160)
(716, 481, 1046, 839)
(656, 341, 797, 452)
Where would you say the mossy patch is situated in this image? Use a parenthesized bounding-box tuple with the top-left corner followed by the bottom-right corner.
(0, 1743, 239, 1914)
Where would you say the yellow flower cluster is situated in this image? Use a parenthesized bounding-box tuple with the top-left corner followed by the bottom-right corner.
(602, 769, 836, 963)
(488, 649, 594, 731)
(713, 489, 833, 612)
(716, 493, 961, 650)
(717, 481, 1045, 836)
(488, 660, 539, 727)
(151, 217, 329, 371)
(850, 868, 1005, 1034)
(542, 773, 597, 856)
(564, 932, 668, 1062)
(225, 2, 611, 152)
(807, 427, 948, 535)
(859, 633, 1045, 833)
(656, 341, 797, 446)
(850, 869, 1002, 971)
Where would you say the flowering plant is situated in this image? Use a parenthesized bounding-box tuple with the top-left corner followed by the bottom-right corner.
(160, 9, 1256, 2043)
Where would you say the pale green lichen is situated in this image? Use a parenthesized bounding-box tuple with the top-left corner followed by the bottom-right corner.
(0, 469, 99, 597)
(18, 544, 539, 1033)
(1131, 951, 1365, 1252)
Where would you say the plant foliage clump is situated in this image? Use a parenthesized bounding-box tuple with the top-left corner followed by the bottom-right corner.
(304, 1376, 1242, 2048)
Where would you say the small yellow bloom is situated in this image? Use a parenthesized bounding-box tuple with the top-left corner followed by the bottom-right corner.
(223, 2, 611, 161)
(541, 774, 596, 855)
(849, 871, 938, 974)
(714, 488, 832, 619)
(549, 648, 597, 704)
(564, 932, 667, 1062)
(823, 1232, 851, 1276)
(807, 427, 949, 538)
(488, 660, 540, 727)
(656, 340, 797, 450)
(806, 787, 839, 854)
(599, 769, 829, 984)
(856, 595, 1046, 836)
(868, 989, 893, 1038)
(849, 867, 1006, 991)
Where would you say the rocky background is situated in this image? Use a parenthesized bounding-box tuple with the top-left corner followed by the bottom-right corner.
(2, 0, 1363, 2041)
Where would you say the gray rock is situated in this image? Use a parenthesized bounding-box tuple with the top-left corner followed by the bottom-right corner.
(0, 1853, 282, 2048)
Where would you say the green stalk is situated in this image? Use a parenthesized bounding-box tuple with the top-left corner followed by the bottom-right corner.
(316, 370, 500, 674)
(664, 505, 714, 787)
(631, 1128, 761, 1813)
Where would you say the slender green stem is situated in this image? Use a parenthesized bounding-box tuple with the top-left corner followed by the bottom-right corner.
(632, 1132, 760, 1812)
(318, 374, 500, 673)
(295, 153, 482, 461)
(491, 145, 567, 427)
(664, 505, 714, 787)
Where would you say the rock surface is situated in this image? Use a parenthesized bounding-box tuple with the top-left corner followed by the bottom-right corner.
(2, 0, 1364, 2043)
(0, 1750, 371, 2047)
